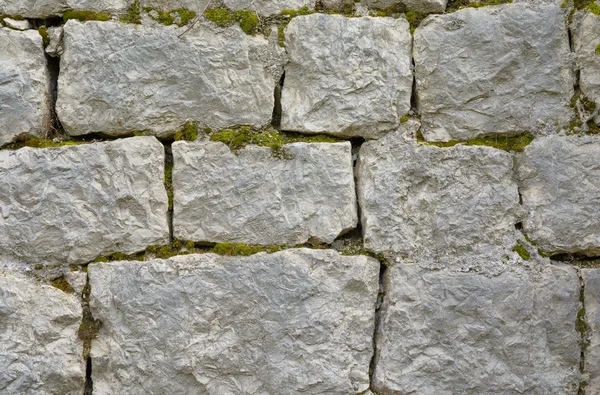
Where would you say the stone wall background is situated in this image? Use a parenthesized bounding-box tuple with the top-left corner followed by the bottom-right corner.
(1, 0, 600, 394)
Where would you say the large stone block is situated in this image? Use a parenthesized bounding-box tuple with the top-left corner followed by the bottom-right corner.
(0, 273, 84, 394)
(281, 14, 412, 138)
(0, 0, 127, 18)
(0, 137, 169, 266)
(414, 4, 573, 141)
(516, 135, 600, 256)
(574, 10, 600, 114)
(57, 20, 282, 137)
(357, 127, 520, 272)
(363, 0, 447, 14)
(372, 264, 581, 395)
(222, 0, 313, 15)
(0, 28, 50, 146)
(89, 249, 379, 394)
(583, 269, 600, 392)
(173, 141, 357, 245)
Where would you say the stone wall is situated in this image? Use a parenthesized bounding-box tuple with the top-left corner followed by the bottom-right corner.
(1, 0, 599, 394)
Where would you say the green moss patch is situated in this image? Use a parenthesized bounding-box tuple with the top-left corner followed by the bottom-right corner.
(38, 27, 50, 46)
(63, 10, 111, 22)
(51, 276, 75, 294)
(174, 122, 198, 141)
(204, 8, 260, 35)
(416, 130, 534, 152)
(446, 0, 512, 12)
(596, 43, 600, 54)
(120, 0, 141, 24)
(589, 2, 600, 14)
(512, 243, 531, 260)
(144, 7, 196, 27)
(164, 161, 174, 211)
(2, 136, 86, 150)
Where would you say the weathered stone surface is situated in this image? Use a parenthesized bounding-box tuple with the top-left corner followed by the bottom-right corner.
(0, 273, 84, 394)
(89, 249, 379, 394)
(574, 10, 600, 115)
(3, 17, 32, 30)
(372, 264, 581, 395)
(223, 0, 314, 15)
(583, 269, 600, 392)
(66, 0, 128, 13)
(46, 26, 64, 57)
(173, 141, 357, 245)
(57, 20, 281, 137)
(414, 4, 573, 141)
(0, 0, 126, 18)
(0, 137, 169, 266)
(357, 126, 521, 272)
(281, 14, 412, 138)
(363, 0, 447, 14)
(0, 28, 50, 146)
(516, 135, 600, 256)
(142, 0, 209, 13)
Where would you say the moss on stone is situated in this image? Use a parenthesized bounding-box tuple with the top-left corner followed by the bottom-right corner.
(204, 8, 260, 35)
(278, 6, 314, 46)
(512, 243, 531, 260)
(446, 0, 512, 12)
(2, 136, 86, 150)
(120, 0, 141, 24)
(589, 2, 600, 14)
(164, 161, 174, 211)
(63, 10, 111, 22)
(38, 27, 50, 46)
(400, 115, 409, 123)
(596, 43, 600, 54)
(416, 130, 534, 152)
(51, 276, 75, 294)
(174, 122, 198, 141)
(144, 7, 196, 27)
(211, 242, 267, 256)
(405, 10, 424, 34)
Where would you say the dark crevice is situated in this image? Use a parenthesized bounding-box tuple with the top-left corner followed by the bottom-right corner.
(410, 52, 418, 114)
(577, 269, 589, 395)
(79, 274, 101, 395)
(271, 72, 285, 129)
(83, 357, 93, 395)
(567, 22, 574, 54)
(514, 222, 523, 230)
(162, 142, 174, 242)
(550, 253, 600, 268)
(368, 262, 387, 392)
(45, 54, 63, 137)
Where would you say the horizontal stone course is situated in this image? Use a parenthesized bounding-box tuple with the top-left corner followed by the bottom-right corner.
(173, 140, 357, 245)
(57, 20, 282, 137)
(0, 28, 50, 146)
(0, 137, 169, 266)
(89, 249, 379, 394)
(372, 264, 581, 395)
(0, 273, 84, 395)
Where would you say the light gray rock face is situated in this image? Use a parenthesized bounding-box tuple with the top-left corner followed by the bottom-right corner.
(414, 4, 573, 142)
(363, 0, 447, 14)
(0, 137, 169, 266)
(0, 273, 84, 395)
(583, 269, 600, 392)
(574, 10, 600, 113)
(46, 26, 64, 57)
(281, 14, 412, 138)
(357, 128, 521, 272)
(0, 0, 126, 18)
(516, 135, 600, 256)
(372, 264, 581, 395)
(89, 249, 379, 394)
(223, 0, 313, 15)
(57, 20, 281, 137)
(0, 28, 50, 146)
(3, 17, 32, 30)
(66, 0, 129, 13)
(173, 141, 357, 245)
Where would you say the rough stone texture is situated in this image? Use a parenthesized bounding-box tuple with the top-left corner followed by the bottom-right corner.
(0, 137, 169, 266)
(583, 269, 600, 392)
(46, 26, 64, 57)
(57, 20, 282, 137)
(372, 264, 581, 395)
(516, 135, 600, 256)
(173, 141, 357, 245)
(363, 0, 447, 14)
(414, 4, 573, 141)
(574, 10, 600, 113)
(89, 249, 379, 394)
(281, 14, 412, 138)
(0, 0, 127, 18)
(66, 0, 129, 13)
(223, 0, 314, 15)
(0, 273, 84, 394)
(357, 125, 521, 272)
(3, 18, 32, 30)
(0, 28, 50, 146)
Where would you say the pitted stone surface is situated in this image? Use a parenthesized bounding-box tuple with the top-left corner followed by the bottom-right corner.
(372, 264, 581, 395)
(357, 130, 520, 272)
(281, 14, 412, 138)
(89, 249, 379, 395)
(0, 273, 84, 395)
(363, 0, 447, 14)
(583, 269, 600, 392)
(173, 141, 357, 245)
(574, 10, 600, 113)
(0, 137, 169, 266)
(223, 0, 314, 15)
(57, 20, 281, 137)
(0, 28, 50, 146)
(516, 135, 600, 256)
(0, 0, 127, 18)
(414, 4, 573, 141)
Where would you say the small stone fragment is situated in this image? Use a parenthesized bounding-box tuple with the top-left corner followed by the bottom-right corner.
(89, 249, 379, 394)
(0, 28, 50, 146)
(172, 141, 357, 245)
(0, 273, 84, 394)
(357, 129, 520, 272)
(0, 137, 170, 266)
(516, 135, 600, 256)
(372, 264, 581, 394)
(45, 26, 64, 57)
(57, 20, 281, 137)
(583, 269, 600, 392)
(2, 17, 32, 30)
(281, 14, 412, 138)
(414, 4, 573, 141)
